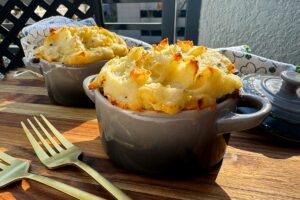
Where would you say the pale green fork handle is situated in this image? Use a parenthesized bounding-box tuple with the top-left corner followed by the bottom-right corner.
(25, 173, 105, 200)
(74, 160, 132, 200)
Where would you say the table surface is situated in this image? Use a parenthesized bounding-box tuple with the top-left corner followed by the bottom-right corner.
(0, 70, 299, 200)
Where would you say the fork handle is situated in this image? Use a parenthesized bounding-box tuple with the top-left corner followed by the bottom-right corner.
(25, 173, 105, 200)
(74, 160, 132, 200)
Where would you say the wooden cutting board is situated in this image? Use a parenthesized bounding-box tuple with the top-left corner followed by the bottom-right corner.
(0, 70, 300, 200)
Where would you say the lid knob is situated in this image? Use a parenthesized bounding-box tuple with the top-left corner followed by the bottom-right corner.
(280, 71, 300, 94)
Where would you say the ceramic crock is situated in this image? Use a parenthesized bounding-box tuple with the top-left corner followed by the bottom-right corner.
(83, 75, 272, 174)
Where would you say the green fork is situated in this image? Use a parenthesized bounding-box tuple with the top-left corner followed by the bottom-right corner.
(0, 151, 104, 200)
(21, 115, 131, 200)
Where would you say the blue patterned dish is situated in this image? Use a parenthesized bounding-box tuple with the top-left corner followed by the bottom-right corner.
(241, 71, 300, 143)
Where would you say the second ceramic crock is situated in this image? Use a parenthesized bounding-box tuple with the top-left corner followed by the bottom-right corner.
(23, 36, 152, 107)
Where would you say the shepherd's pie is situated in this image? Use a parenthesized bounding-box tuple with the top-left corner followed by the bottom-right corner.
(89, 39, 242, 114)
(35, 26, 128, 65)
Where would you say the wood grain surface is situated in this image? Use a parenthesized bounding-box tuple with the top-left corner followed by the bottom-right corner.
(0, 70, 300, 200)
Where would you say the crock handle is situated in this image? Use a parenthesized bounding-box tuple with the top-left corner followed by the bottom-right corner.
(83, 75, 98, 103)
(216, 94, 272, 134)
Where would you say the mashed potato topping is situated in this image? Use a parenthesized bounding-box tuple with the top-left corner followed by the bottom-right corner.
(35, 26, 128, 65)
(89, 39, 242, 114)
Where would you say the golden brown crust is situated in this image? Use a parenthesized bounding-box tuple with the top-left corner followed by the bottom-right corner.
(188, 59, 199, 74)
(177, 40, 193, 52)
(35, 26, 128, 65)
(89, 40, 242, 114)
(227, 63, 235, 73)
(173, 53, 183, 62)
(152, 38, 169, 51)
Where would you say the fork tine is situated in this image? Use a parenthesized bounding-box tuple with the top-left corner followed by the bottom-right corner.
(0, 151, 15, 163)
(27, 119, 56, 156)
(40, 115, 73, 149)
(0, 162, 8, 170)
(34, 117, 64, 153)
(21, 122, 50, 160)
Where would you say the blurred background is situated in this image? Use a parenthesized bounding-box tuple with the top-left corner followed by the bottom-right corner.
(0, 0, 299, 70)
(198, 0, 299, 66)
(90, 0, 300, 65)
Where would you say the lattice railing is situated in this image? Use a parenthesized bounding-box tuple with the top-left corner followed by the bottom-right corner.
(0, 0, 103, 74)
(0, 0, 201, 75)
